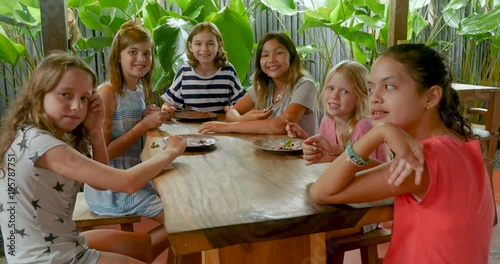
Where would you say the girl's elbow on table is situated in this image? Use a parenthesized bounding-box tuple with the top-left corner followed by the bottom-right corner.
(309, 184, 343, 204)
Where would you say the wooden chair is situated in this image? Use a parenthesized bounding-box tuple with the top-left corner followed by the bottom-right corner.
(327, 228, 391, 264)
(466, 107, 499, 178)
(454, 83, 500, 225)
(72, 192, 141, 232)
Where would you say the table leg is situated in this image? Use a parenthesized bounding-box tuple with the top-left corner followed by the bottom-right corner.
(200, 234, 327, 264)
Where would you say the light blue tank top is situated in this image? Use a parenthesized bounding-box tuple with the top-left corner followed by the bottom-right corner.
(83, 85, 163, 218)
(110, 85, 145, 169)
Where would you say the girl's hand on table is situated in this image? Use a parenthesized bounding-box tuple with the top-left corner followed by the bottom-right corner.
(302, 135, 336, 165)
(198, 121, 227, 134)
(143, 104, 161, 117)
(381, 123, 424, 186)
(286, 122, 308, 139)
(161, 104, 177, 119)
(224, 105, 234, 113)
(240, 109, 273, 121)
(141, 111, 170, 129)
(163, 135, 186, 156)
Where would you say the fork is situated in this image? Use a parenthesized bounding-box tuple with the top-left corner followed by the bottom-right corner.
(315, 147, 342, 157)
(176, 106, 192, 112)
(310, 143, 341, 157)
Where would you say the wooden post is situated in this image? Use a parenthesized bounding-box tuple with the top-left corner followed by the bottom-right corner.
(40, 0, 68, 54)
(387, 0, 408, 47)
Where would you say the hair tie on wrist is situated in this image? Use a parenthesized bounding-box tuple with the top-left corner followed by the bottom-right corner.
(345, 142, 369, 167)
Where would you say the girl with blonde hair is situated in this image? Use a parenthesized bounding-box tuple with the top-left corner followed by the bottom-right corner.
(287, 60, 387, 165)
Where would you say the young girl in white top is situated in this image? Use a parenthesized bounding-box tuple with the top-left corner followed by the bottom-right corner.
(0, 52, 186, 264)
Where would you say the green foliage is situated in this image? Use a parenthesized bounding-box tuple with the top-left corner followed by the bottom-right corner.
(0, 0, 498, 104)
(0, 0, 42, 101)
(0, 1, 256, 106)
(439, 1, 499, 86)
(70, 0, 254, 91)
(154, 16, 195, 88)
(297, 0, 386, 82)
(260, 0, 296, 15)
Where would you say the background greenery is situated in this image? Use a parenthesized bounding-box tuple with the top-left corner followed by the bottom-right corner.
(0, 0, 499, 110)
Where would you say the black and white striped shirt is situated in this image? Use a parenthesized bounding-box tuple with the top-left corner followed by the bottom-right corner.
(161, 64, 246, 113)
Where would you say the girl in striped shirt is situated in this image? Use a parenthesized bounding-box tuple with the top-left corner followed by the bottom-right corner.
(161, 22, 246, 114)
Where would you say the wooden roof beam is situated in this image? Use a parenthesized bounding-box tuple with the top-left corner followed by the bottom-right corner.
(40, 0, 68, 54)
(387, 0, 408, 47)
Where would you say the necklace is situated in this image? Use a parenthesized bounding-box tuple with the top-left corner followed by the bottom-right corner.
(274, 84, 288, 103)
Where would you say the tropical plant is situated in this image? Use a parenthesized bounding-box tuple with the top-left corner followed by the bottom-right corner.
(1, 0, 498, 104)
(407, 0, 500, 87)
(69, 0, 254, 96)
(0, 0, 41, 102)
(0, 0, 255, 106)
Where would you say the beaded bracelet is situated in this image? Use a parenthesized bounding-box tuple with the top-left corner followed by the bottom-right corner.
(345, 142, 370, 167)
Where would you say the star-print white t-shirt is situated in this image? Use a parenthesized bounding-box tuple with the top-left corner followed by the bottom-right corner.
(0, 126, 87, 263)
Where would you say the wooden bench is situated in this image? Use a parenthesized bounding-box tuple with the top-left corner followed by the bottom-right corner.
(72, 192, 141, 232)
(327, 228, 391, 264)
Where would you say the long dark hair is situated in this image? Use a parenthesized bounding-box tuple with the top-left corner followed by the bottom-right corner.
(253, 32, 310, 109)
(381, 43, 472, 139)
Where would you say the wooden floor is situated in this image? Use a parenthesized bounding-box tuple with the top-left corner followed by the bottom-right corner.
(97, 169, 500, 264)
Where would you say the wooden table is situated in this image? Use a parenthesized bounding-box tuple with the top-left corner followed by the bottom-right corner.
(141, 116, 393, 264)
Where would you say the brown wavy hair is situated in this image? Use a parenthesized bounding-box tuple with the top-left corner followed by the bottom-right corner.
(0, 52, 98, 172)
(186, 22, 228, 68)
(108, 19, 155, 103)
(253, 32, 311, 109)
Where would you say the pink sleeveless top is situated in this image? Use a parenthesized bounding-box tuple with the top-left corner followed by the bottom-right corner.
(319, 117, 388, 161)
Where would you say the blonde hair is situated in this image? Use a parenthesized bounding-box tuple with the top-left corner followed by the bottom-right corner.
(320, 60, 370, 148)
(253, 32, 311, 109)
(108, 20, 155, 103)
(186, 22, 228, 68)
(0, 52, 98, 171)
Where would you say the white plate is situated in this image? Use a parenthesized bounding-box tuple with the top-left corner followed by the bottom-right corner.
(253, 138, 303, 155)
(165, 134, 219, 151)
(175, 111, 216, 121)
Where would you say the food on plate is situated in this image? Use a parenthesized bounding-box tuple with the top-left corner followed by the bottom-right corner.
(186, 138, 208, 147)
(163, 135, 218, 149)
(276, 139, 300, 150)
